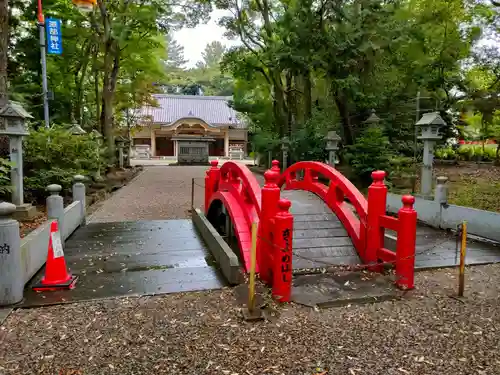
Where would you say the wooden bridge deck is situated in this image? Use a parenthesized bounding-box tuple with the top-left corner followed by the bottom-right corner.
(22, 220, 226, 307)
(282, 190, 360, 269)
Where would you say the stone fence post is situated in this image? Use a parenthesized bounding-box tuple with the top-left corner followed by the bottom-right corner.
(73, 175, 86, 225)
(0, 202, 23, 305)
(47, 184, 64, 235)
(434, 176, 448, 205)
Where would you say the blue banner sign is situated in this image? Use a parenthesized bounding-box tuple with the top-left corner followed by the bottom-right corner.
(46, 18, 62, 55)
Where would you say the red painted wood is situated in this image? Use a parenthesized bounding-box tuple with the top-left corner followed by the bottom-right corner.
(395, 195, 417, 290)
(377, 247, 397, 262)
(271, 199, 293, 302)
(379, 215, 399, 231)
(207, 161, 263, 273)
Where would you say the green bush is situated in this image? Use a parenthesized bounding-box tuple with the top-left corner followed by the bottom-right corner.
(436, 144, 499, 162)
(435, 147, 456, 160)
(24, 126, 106, 201)
(289, 126, 327, 162)
(0, 158, 12, 197)
(344, 127, 392, 186)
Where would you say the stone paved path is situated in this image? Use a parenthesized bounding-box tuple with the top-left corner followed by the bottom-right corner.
(88, 166, 208, 222)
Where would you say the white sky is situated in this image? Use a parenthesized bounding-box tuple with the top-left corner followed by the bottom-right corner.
(173, 9, 240, 68)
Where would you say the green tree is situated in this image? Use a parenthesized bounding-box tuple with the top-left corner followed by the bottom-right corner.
(165, 33, 188, 69)
(200, 41, 226, 69)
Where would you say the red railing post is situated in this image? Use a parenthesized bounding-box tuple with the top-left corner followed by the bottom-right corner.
(204, 160, 220, 214)
(395, 195, 417, 290)
(258, 162, 281, 284)
(366, 170, 387, 267)
(272, 198, 293, 302)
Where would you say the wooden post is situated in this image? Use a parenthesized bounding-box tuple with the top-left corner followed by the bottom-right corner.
(248, 222, 258, 312)
(258, 164, 281, 284)
(272, 199, 293, 302)
(366, 171, 387, 266)
(395, 195, 417, 290)
(204, 160, 219, 214)
(458, 221, 467, 297)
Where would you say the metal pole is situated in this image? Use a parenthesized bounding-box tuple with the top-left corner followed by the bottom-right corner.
(248, 222, 258, 313)
(38, 0, 49, 129)
(190, 177, 194, 212)
(458, 221, 467, 297)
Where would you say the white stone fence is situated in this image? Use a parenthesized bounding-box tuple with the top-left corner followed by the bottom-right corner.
(386, 176, 500, 243)
(0, 175, 86, 305)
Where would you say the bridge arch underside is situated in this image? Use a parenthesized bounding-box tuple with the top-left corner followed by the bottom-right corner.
(206, 193, 254, 271)
(280, 189, 361, 269)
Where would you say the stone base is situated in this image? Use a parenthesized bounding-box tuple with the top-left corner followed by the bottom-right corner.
(414, 193, 434, 201)
(13, 204, 38, 220)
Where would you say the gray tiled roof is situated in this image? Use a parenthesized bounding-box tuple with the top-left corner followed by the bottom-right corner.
(139, 95, 244, 128)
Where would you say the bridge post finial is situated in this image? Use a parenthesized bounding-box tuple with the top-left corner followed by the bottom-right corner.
(395, 195, 417, 290)
(271, 160, 280, 173)
(272, 198, 293, 303)
(204, 160, 220, 214)
(365, 170, 388, 269)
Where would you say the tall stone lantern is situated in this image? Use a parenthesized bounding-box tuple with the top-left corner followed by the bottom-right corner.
(0, 101, 37, 219)
(416, 112, 445, 197)
(325, 130, 341, 167)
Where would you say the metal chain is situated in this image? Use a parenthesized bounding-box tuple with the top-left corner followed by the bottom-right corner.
(194, 176, 466, 274)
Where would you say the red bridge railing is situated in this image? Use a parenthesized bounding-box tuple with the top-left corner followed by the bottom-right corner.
(205, 160, 293, 301)
(205, 160, 418, 299)
(278, 162, 417, 289)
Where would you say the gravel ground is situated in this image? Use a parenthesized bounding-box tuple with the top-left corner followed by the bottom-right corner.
(0, 265, 499, 374)
(87, 166, 208, 222)
(2, 165, 500, 374)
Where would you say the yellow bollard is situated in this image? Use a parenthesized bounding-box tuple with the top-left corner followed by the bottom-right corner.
(243, 221, 263, 321)
(248, 222, 258, 312)
(458, 221, 467, 297)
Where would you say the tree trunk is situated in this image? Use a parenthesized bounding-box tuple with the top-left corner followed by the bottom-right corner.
(335, 94, 354, 145)
(286, 71, 293, 137)
(100, 40, 120, 161)
(74, 44, 91, 125)
(0, 0, 8, 104)
(303, 70, 312, 121)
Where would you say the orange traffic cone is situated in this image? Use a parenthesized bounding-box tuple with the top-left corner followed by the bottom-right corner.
(32, 220, 78, 291)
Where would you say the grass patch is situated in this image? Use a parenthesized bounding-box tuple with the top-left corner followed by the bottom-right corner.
(448, 178, 500, 212)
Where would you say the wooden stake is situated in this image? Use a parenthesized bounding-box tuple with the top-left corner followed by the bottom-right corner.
(248, 222, 258, 312)
(458, 221, 467, 297)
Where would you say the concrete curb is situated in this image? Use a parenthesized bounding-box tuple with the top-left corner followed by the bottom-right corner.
(0, 308, 13, 325)
(192, 208, 244, 285)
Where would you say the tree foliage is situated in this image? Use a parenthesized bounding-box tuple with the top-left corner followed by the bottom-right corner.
(216, 0, 500, 170)
(6, 0, 211, 163)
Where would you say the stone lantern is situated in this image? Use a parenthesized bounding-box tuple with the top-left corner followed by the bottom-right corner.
(281, 136, 290, 171)
(116, 135, 127, 169)
(90, 130, 103, 181)
(0, 101, 37, 219)
(69, 123, 87, 135)
(363, 109, 381, 127)
(325, 130, 341, 167)
(416, 111, 445, 197)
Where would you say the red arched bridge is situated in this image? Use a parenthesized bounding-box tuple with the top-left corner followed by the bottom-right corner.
(204, 160, 417, 302)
